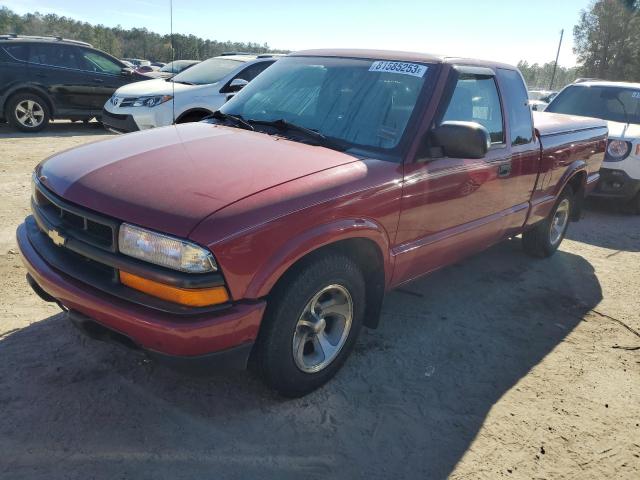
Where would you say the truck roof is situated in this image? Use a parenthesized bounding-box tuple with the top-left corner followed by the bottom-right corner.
(290, 48, 516, 70)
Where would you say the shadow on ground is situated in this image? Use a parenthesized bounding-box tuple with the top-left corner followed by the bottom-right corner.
(0, 121, 111, 139)
(566, 201, 640, 252)
(0, 239, 602, 479)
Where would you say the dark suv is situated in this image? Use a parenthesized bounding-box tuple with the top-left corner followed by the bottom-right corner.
(0, 35, 147, 132)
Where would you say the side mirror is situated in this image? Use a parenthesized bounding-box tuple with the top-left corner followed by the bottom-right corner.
(429, 121, 491, 159)
(121, 67, 134, 76)
(227, 78, 249, 92)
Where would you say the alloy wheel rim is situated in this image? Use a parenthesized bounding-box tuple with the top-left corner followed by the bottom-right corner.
(15, 100, 45, 128)
(550, 198, 570, 246)
(292, 284, 353, 373)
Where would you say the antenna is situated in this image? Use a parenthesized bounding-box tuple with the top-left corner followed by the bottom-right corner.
(549, 29, 564, 91)
(170, 0, 175, 124)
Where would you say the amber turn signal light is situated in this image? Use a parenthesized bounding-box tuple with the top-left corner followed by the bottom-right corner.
(119, 271, 229, 307)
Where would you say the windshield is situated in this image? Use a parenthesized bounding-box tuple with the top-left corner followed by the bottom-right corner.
(546, 85, 640, 125)
(160, 60, 197, 73)
(220, 56, 431, 149)
(172, 58, 242, 85)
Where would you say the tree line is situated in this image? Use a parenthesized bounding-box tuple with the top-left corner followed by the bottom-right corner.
(0, 7, 288, 62)
(522, 0, 639, 90)
(517, 61, 579, 91)
(2, 1, 639, 84)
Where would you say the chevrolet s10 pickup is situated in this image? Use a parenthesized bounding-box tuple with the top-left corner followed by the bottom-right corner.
(17, 49, 607, 396)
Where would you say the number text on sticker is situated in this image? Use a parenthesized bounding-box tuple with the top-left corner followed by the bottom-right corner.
(369, 61, 427, 78)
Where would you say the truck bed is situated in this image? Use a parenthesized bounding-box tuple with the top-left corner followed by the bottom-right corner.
(533, 111, 607, 138)
(526, 111, 608, 228)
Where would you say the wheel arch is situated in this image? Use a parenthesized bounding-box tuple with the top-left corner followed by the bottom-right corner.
(246, 221, 392, 329)
(3, 85, 55, 118)
(174, 108, 213, 124)
(555, 162, 587, 221)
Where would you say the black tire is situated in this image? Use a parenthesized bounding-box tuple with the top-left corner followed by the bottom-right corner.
(522, 186, 574, 258)
(7, 93, 50, 132)
(252, 252, 365, 397)
(630, 191, 640, 215)
(175, 112, 209, 124)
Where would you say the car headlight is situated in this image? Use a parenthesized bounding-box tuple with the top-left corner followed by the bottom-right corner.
(131, 95, 173, 107)
(118, 223, 217, 273)
(606, 140, 631, 161)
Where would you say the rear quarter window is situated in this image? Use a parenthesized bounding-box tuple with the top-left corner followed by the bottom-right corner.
(2, 44, 29, 62)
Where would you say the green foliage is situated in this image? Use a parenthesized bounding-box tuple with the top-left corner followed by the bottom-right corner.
(573, 0, 640, 81)
(0, 6, 288, 62)
(517, 61, 580, 90)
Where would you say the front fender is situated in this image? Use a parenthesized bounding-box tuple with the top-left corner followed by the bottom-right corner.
(244, 218, 392, 299)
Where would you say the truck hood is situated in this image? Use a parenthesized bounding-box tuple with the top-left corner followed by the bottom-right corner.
(113, 78, 212, 97)
(37, 123, 359, 238)
(605, 120, 640, 140)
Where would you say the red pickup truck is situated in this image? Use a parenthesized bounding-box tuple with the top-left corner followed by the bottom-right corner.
(17, 50, 607, 396)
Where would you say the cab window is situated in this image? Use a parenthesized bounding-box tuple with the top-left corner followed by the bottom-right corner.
(442, 76, 504, 144)
(497, 68, 534, 145)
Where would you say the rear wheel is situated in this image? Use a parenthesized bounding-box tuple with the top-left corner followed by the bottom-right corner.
(523, 186, 573, 258)
(7, 93, 50, 132)
(630, 191, 640, 215)
(252, 253, 365, 397)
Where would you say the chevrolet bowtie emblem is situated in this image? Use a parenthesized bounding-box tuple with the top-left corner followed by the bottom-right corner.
(48, 229, 66, 247)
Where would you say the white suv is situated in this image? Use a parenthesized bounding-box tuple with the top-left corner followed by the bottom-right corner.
(101, 54, 279, 133)
(546, 80, 640, 213)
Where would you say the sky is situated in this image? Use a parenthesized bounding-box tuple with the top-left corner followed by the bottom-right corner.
(2, 0, 592, 67)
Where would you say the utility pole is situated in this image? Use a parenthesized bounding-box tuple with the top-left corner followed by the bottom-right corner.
(549, 29, 564, 90)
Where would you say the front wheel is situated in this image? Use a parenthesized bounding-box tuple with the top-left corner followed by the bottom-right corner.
(252, 253, 365, 397)
(630, 191, 640, 215)
(522, 186, 573, 258)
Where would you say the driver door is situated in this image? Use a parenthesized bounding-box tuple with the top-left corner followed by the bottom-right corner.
(393, 69, 511, 284)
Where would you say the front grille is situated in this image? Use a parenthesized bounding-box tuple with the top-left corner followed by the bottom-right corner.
(33, 181, 118, 252)
(102, 110, 128, 120)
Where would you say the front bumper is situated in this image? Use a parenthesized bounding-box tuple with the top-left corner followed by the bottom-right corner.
(101, 109, 140, 134)
(17, 222, 266, 365)
(102, 103, 173, 133)
(590, 168, 640, 202)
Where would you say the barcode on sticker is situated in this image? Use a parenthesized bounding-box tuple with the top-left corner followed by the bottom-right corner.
(369, 61, 427, 78)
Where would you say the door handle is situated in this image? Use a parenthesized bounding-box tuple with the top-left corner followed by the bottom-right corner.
(91, 78, 104, 84)
(497, 162, 512, 177)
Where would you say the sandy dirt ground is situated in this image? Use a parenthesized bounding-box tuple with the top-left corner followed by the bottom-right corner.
(0, 122, 638, 480)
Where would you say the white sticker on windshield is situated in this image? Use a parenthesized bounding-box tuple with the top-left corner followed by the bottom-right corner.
(632, 91, 640, 99)
(369, 61, 427, 78)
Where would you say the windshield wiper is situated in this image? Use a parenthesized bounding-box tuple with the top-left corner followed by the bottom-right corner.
(208, 110, 254, 131)
(248, 118, 340, 147)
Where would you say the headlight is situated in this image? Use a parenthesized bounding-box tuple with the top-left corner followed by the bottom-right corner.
(606, 140, 631, 161)
(131, 95, 173, 107)
(118, 223, 217, 273)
